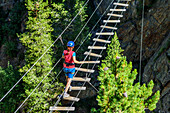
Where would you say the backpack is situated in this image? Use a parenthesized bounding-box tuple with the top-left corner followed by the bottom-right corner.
(63, 50, 75, 68)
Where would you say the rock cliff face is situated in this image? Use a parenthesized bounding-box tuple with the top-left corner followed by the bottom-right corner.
(94, 0, 169, 112)
(142, 34, 169, 113)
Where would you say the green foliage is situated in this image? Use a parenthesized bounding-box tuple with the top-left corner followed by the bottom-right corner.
(4, 41, 18, 57)
(0, 63, 23, 112)
(92, 32, 160, 113)
(52, 0, 90, 61)
(0, 2, 26, 46)
(19, 0, 65, 111)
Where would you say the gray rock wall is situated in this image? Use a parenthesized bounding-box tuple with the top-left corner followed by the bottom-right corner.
(93, 0, 169, 112)
(142, 35, 169, 113)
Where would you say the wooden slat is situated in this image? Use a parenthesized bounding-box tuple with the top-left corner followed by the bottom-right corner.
(103, 20, 120, 23)
(63, 96, 80, 101)
(84, 51, 102, 57)
(49, 106, 75, 111)
(113, 3, 129, 7)
(93, 38, 111, 43)
(110, 9, 126, 11)
(100, 25, 117, 30)
(88, 46, 106, 49)
(82, 61, 100, 63)
(71, 87, 86, 90)
(75, 67, 95, 73)
(72, 77, 91, 82)
(107, 13, 123, 17)
(96, 32, 114, 35)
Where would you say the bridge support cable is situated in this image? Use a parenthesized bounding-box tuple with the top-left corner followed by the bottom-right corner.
(28, 69, 63, 112)
(14, 58, 62, 113)
(0, 0, 90, 103)
(67, 34, 114, 113)
(67, 1, 130, 112)
(31, 0, 129, 111)
(139, 0, 145, 83)
(28, 1, 114, 111)
(87, 81, 99, 92)
(50, 0, 120, 111)
(74, 0, 105, 42)
(13, 0, 110, 112)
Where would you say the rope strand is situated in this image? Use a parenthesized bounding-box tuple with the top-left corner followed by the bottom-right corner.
(29, 1, 114, 112)
(139, 0, 145, 83)
(67, 1, 129, 112)
(52, 0, 118, 110)
(14, 0, 107, 112)
(0, 0, 90, 103)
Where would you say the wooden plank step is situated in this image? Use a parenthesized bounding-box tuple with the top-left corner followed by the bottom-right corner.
(75, 67, 95, 73)
(100, 25, 117, 30)
(107, 13, 123, 17)
(84, 51, 102, 57)
(63, 96, 80, 102)
(110, 9, 126, 11)
(96, 32, 114, 35)
(72, 77, 91, 82)
(103, 20, 120, 23)
(93, 38, 111, 43)
(49, 106, 75, 111)
(71, 86, 86, 90)
(113, 3, 129, 7)
(88, 46, 106, 50)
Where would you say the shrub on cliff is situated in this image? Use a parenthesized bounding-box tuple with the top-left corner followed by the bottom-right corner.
(92, 32, 160, 113)
(0, 63, 23, 112)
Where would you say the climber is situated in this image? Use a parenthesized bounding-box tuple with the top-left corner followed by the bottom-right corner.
(61, 41, 85, 98)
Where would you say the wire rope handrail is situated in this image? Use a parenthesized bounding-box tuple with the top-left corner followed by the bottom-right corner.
(50, 0, 120, 111)
(67, 1, 130, 112)
(28, 0, 114, 112)
(14, 0, 106, 112)
(0, 0, 90, 103)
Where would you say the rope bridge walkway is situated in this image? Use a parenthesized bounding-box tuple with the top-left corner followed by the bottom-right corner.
(0, 0, 136, 112)
(49, 0, 132, 112)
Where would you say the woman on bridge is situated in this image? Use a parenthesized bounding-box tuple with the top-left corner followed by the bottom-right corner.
(62, 41, 84, 98)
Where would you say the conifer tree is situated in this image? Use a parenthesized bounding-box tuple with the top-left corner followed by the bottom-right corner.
(19, 0, 65, 111)
(92, 32, 160, 113)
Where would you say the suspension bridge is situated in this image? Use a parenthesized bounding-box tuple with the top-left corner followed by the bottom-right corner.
(0, 0, 145, 112)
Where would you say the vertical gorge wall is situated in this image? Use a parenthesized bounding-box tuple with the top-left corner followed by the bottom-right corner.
(94, 0, 169, 112)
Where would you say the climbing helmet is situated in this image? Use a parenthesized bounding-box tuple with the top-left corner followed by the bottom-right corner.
(67, 41, 75, 47)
